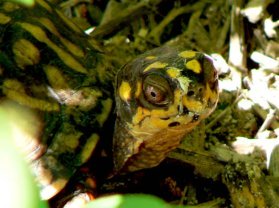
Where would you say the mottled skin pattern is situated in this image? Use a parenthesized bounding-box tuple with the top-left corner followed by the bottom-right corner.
(0, 0, 218, 201)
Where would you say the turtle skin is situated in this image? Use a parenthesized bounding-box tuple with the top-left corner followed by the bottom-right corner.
(0, 0, 219, 200)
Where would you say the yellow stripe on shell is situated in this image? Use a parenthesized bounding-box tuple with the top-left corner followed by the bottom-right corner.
(38, 18, 85, 57)
(55, 9, 83, 34)
(80, 133, 99, 163)
(179, 50, 197, 59)
(2, 2, 19, 12)
(185, 59, 201, 74)
(55, 131, 79, 153)
(44, 65, 69, 89)
(96, 98, 113, 126)
(0, 13, 11, 24)
(3, 79, 60, 111)
(119, 81, 132, 102)
(143, 61, 168, 72)
(36, 0, 52, 12)
(52, 123, 83, 153)
(13, 39, 40, 69)
(135, 81, 142, 98)
(18, 22, 87, 74)
(64, 132, 81, 149)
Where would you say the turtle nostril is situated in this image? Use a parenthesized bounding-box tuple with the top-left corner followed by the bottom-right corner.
(187, 87, 203, 98)
(187, 90, 195, 96)
(183, 107, 189, 114)
(192, 114, 200, 121)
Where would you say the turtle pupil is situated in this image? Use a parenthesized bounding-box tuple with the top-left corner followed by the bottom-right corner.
(144, 85, 166, 105)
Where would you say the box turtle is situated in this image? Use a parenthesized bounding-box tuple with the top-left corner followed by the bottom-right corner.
(0, 0, 219, 201)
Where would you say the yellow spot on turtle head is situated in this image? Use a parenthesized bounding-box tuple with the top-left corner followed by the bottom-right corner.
(148, 116, 170, 129)
(132, 106, 151, 125)
(185, 59, 201, 74)
(167, 67, 181, 78)
(203, 83, 218, 104)
(0, 13, 11, 24)
(182, 96, 203, 113)
(143, 61, 168, 72)
(13, 39, 40, 69)
(179, 51, 197, 59)
(119, 81, 131, 102)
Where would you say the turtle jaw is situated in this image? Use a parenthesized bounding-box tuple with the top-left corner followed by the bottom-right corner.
(113, 116, 201, 173)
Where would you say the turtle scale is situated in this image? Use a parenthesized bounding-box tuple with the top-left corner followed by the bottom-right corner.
(0, 0, 219, 201)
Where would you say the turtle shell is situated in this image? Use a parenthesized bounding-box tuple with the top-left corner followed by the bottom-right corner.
(0, 0, 113, 199)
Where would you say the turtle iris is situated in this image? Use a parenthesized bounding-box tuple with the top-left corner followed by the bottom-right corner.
(142, 74, 172, 106)
(144, 85, 166, 104)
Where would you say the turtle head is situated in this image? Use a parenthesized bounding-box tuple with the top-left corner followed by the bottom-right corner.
(113, 46, 218, 173)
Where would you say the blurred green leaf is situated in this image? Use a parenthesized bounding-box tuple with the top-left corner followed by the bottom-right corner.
(0, 106, 48, 208)
(83, 194, 189, 208)
(7, 0, 35, 6)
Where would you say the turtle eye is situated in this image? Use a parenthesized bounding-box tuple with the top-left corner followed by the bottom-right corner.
(143, 74, 171, 106)
(144, 85, 166, 105)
